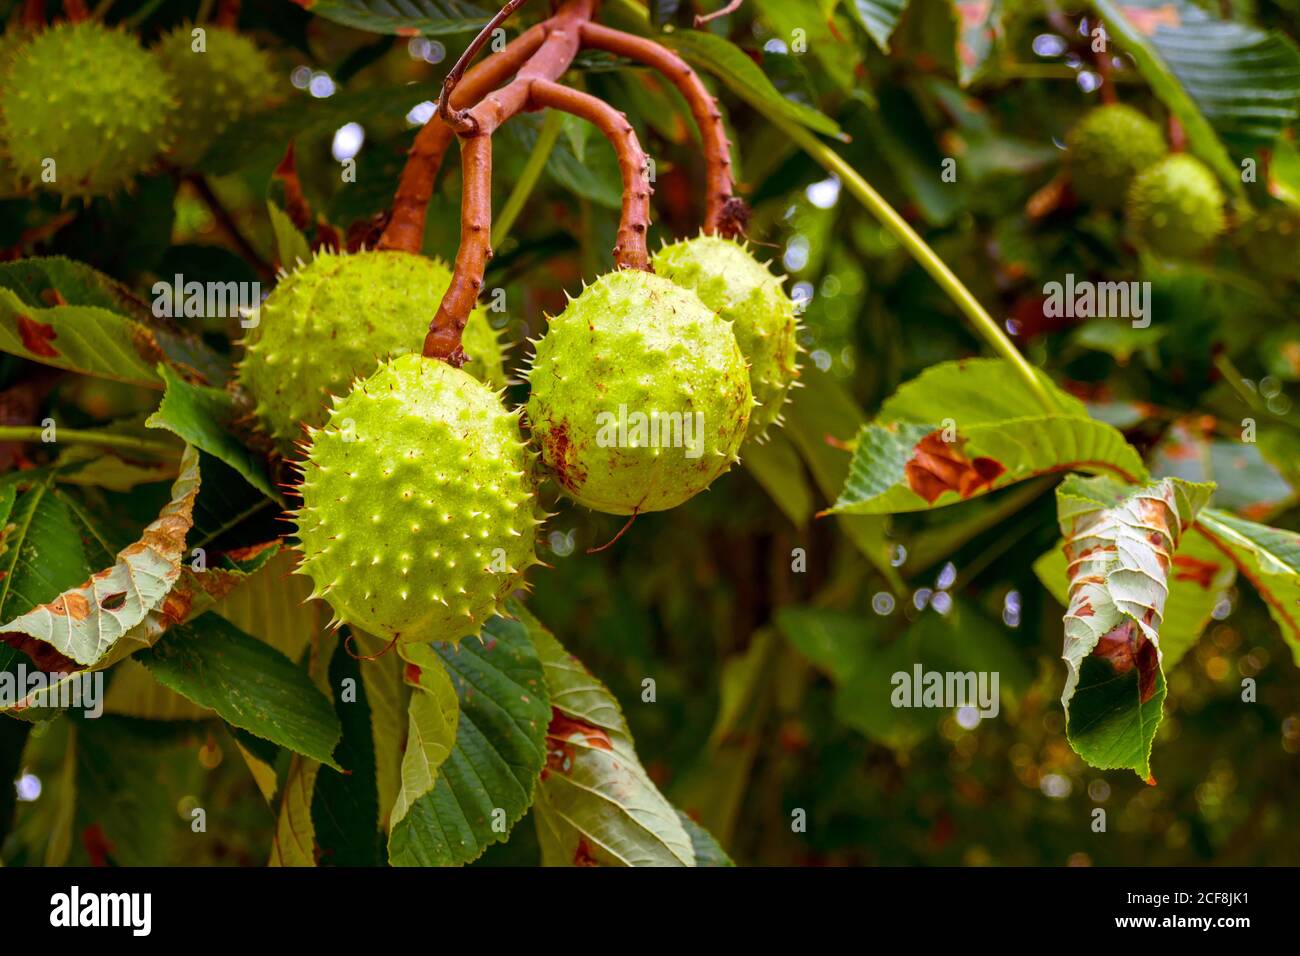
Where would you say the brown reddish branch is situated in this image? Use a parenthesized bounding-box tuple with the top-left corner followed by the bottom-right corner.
(694, 0, 744, 27)
(579, 21, 739, 235)
(23, 0, 45, 27)
(529, 79, 651, 271)
(423, 135, 493, 363)
(377, 24, 547, 253)
(63, 0, 89, 20)
(438, 0, 536, 135)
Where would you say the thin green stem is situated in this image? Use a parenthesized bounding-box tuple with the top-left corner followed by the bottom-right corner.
(773, 119, 1061, 414)
(492, 110, 565, 248)
(0, 426, 178, 456)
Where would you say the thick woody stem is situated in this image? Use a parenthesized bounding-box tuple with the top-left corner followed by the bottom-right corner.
(423, 135, 492, 363)
(23, 0, 45, 27)
(529, 79, 650, 270)
(63, 0, 89, 20)
(377, 24, 547, 253)
(579, 22, 741, 236)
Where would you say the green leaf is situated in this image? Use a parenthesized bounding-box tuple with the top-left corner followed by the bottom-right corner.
(0, 257, 225, 387)
(267, 199, 311, 272)
(201, 82, 443, 176)
(742, 429, 815, 527)
(0, 446, 201, 668)
(1090, 0, 1246, 194)
(830, 359, 1147, 515)
(660, 30, 844, 138)
(139, 612, 343, 768)
(678, 811, 734, 866)
(780, 599, 1031, 748)
(146, 363, 281, 503)
(1150, 419, 1294, 520)
(545, 120, 625, 209)
(1194, 508, 1300, 665)
(0, 473, 89, 626)
(388, 642, 459, 832)
(1107, 0, 1300, 146)
(295, 0, 495, 36)
(783, 368, 901, 586)
(387, 616, 550, 866)
(312, 645, 384, 866)
(522, 602, 695, 867)
(847, 0, 910, 52)
(1055, 475, 1212, 780)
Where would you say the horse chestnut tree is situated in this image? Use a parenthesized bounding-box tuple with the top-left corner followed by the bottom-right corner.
(0, 0, 1298, 875)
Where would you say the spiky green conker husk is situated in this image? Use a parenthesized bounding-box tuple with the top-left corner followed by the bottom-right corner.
(154, 25, 277, 168)
(1236, 206, 1300, 281)
(1066, 104, 1167, 210)
(0, 31, 30, 198)
(296, 354, 540, 644)
(526, 270, 753, 515)
(1126, 154, 1226, 259)
(652, 236, 799, 441)
(0, 22, 173, 197)
(237, 249, 495, 442)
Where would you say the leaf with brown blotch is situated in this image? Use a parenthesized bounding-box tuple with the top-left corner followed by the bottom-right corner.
(0, 446, 201, 667)
(1055, 474, 1213, 780)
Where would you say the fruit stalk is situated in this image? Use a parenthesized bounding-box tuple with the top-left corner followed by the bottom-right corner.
(377, 24, 547, 254)
(63, 0, 88, 21)
(423, 134, 493, 363)
(578, 21, 739, 235)
(528, 79, 650, 270)
(216, 0, 240, 28)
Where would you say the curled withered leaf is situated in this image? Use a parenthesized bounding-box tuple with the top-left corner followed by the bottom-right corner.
(1056, 474, 1213, 780)
(0, 445, 201, 668)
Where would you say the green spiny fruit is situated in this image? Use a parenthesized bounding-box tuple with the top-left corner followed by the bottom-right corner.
(296, 353, 540, 644)
(154, 25, 277, 168)
(237, 249, 495, 442)
(1126, 154, 1226, 259)
(652, 235, 799, 441)
(0, 21, 173, 197)
(1066, 104, 1167, 210)
(1236, 206, 1300, 281)
(0, 30, 30, 198)
(525, 270, 753, 515)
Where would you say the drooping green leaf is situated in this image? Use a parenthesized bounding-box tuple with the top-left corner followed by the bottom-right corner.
(1055, 475, 1212, 780)
(0, 446, 201, 668)
(295, 0, 495, 36)
(146, 363, 280, 503)
(1194, 508, 1300, 665)
(660, 30, 844, 138)
(312, 644, 383, 866)
(742, 429, 815, 527)
(139, 611, 342, 768)
(521, 602, 695, 867)
(830, 359, 1147, 515)
(387, 616, 550, 867)
(388, 642, 459, 832)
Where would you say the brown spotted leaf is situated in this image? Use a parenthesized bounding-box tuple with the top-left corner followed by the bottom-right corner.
(523, 602, 697, 867)
(830, 359, 1147, 515)
(0, 445, 201, 667)
(1055, 475, 1213, 779)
